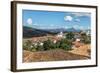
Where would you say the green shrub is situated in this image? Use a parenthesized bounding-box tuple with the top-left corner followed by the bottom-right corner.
(66, 32, 74, 40)
(81, 33, 91, 44)
(56, 41, 60, 48)
(23, 38, 73, 52)
(43, 39, 54, 50)
(36, 43, 44, 51)
(23, 40, 32, 51)
(23, 44, 28, 50)
(30, 44, 37, 52)
(59, 39, 72, 51)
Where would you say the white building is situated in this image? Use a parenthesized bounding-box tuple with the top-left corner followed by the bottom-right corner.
(57, 31, 64, 38)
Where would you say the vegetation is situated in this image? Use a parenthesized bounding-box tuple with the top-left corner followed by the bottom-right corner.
(23, 32, 91, 52)
(23, 40, 32, 51)
(43, 39, 56, 50)
(59, 39, 72, 51)
(65, 32, 74, 40)
(36, 43, 44, 51)
(81, 33, 91, 44)
(23, 38, 72, 52)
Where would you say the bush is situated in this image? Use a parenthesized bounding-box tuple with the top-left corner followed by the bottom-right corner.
(83, 36, 91, 44)
(23, 40, 32, 51)
(43, 39, 55, 50)
(30, 44, 37, 52)
(36, 43, 44, 51)
(23, 38, 73, 52)
(23, 43, 28, 50)
(66, 32, 74, 40)
(56, 41, 60, 48)
(23, 40, 38, 51)
(81, 33, 91, 44)
(59, 39, 72, 51)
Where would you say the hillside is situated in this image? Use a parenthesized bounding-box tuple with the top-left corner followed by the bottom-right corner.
(23, 26, 47, 38)
(23, 44, 90, 62)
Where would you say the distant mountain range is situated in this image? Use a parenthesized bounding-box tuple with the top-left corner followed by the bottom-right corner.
(23, 26, 81, 38)
(67, 28, 81, 32)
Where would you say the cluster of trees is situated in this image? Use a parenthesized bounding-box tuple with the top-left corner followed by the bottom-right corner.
(81, 33, 91, 44)
(23, 32, 91, 52)
(23, 38, 72, 52)
(65, 32, 91, 44)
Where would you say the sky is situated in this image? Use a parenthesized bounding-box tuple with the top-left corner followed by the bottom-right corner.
(22, 10, 91, 30)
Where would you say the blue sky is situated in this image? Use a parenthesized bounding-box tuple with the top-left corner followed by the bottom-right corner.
(22, 10, 91, 30)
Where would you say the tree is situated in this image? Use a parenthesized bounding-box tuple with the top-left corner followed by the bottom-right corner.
(56, 41, 60, 48)
(59, 39, 72, 51)
(23, 40, 32, 51)
(43, 39, 55, 50)
(66, 32, 74, 40)
(81, 33, 91, 44)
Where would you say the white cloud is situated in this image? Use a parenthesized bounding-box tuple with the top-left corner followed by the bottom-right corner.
(79, 26, 84, 30)
(50, 24, 54, 27)
(73, 25, 79, 29)
(73, 25, 84, 30)
(33, 23, 38, 26)
(71, 13, 90, 17)
(64, 16, 73, 21)
(75, 19, 80, 22)
(27, 18, 32, 25)
(64, 26, 68, 29)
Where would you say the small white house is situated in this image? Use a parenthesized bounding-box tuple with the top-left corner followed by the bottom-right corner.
(76, 38, 80, 42)
(57, 31, 64, 38)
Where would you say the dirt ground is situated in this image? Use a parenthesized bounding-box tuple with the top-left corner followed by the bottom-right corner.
(69, 44, 91, 57)
(23, 44, 90, 63)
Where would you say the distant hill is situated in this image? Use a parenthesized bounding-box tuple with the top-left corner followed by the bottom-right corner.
(43, 28, 67, 33)
(67, 27, 81, 32)
(23, 26, 48, 38)
(23, 26, 81, 38)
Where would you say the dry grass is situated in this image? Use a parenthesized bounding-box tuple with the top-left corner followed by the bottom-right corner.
(69, 44, 91, 57)
(23, 44, 90, 63)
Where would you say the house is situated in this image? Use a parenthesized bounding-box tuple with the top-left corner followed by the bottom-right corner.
(56, 31, 64, 38)
(51, 37, 61, 43)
